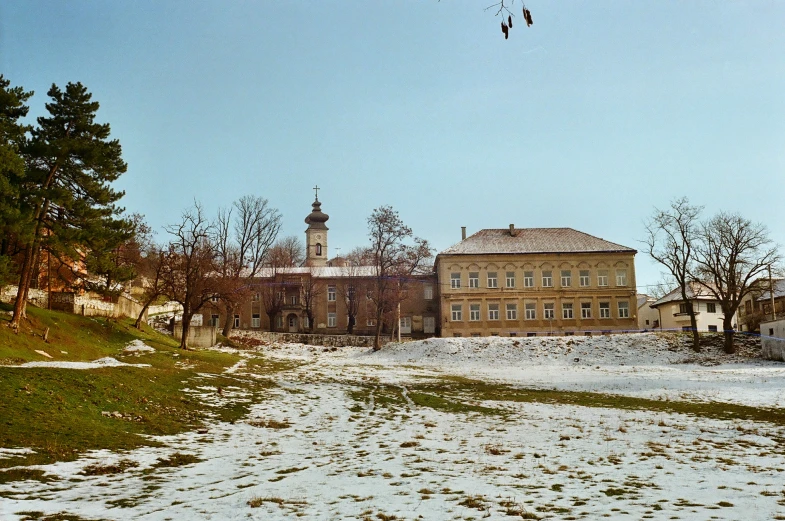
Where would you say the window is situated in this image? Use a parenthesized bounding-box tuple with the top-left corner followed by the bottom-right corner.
(210, 295, 219, 303)
(252, 292, 260, 302)
(616, 269, 627, 286)
(618, 301, 629, 318)
(400, 317, 411, 331)
(597, 270, 609, 287)
(290, 295, 298, 306)
(524, 271, 534, 287)
(706, 303, 716, 313)
(471, 332, 481, 337)
(469, 272, 479, 288)
(233, 314, 240, 328)
(303, 316, 309, 329)
(451, 272, 461, 289)
(469, 303, 480, 321)
(506, 303, 517, 320)
(211, 314, 219, 327)
(451, 304, 462, 321)
(509, 332, 517, 337)
(487, 272, 498, 288)
(423, 316, 435, 334)
(599, 302, 610, 318)
(579, 270, 590, 287)
(327, 285, 336, 301)
(527, 332, 536, 337)
(251, 314, 260, 328)
(315, 243, 322, 256)
(679, 302, 688, 314)
(276, 315, 283, 328)
(506, 272, 515, 288)
(327, 312, 337, 327)
(367, 317, 376, 327)
(542, 270, 553, 287)
(525, 303, 536, 320)
(453, 333, 462, 337)
(488, 303, 500, 320)
(708, 325, 718, 332)
(543, 303, 555, 319)
(581, 302, 592, 319)
(562, 303, 574, 319)
(561, 270, 571, 287)
(424, 284, 433, 300)
(366, 289, 373, 300)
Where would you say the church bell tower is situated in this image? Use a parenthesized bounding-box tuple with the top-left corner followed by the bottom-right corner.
(304, 187, 329, 267)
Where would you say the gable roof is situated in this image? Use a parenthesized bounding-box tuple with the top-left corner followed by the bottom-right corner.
(438, 228, 636, 256)
(650, 283, 718, 308)
(756, 279, 785, 302)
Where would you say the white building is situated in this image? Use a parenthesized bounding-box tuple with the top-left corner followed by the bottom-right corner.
(650, 284, 732, 333)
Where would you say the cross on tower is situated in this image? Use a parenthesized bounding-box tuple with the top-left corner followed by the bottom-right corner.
(313, 185, 320, 201)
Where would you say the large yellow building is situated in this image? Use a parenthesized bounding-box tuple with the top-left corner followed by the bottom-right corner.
(436, 226, 637, 337)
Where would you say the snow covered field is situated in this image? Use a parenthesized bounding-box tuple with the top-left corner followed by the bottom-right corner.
(2, 333, 785, 520)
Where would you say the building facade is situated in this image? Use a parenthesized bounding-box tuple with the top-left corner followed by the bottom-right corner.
(649, 283, 731, 333)
(202, 196, 439, 338)
(436, 226, 638, 337)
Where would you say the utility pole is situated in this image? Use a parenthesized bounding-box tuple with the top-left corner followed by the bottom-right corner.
(769, 264, 777, 321)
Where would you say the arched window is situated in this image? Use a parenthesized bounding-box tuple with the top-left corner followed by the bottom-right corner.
(315, 243, 322, 256)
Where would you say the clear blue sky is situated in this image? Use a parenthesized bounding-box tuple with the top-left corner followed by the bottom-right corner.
(2, 1, 783, 292)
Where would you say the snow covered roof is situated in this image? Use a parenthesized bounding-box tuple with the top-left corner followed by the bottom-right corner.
(650, 283, 717, 308)
(756, 279, 785, 302)
(438, 228, 636, 256)
(246, 266, 434, 279)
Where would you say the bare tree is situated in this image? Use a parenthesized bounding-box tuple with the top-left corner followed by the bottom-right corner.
(267, 235, 305, 268)
(366, 206, 433, 351)
(644, 197, 703, 351)
(212, 195, 281, 337)
(300, 273, 323, 333)
(336, 254, 366, 335)
(161, 203, 217, 349)
(694, 212, 781, 354)
(133, 244, 168, 329)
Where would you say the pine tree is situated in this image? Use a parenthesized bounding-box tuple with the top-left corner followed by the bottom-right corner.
(0, 75, 33, 285)
(10, 82, 128, 330)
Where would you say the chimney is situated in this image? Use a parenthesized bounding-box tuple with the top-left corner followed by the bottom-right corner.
(509, 224, 515, 236)
(461, 226, 466, 241)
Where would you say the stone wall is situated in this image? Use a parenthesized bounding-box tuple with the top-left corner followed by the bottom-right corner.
(1, 285, 48, 309)
(173, 324, 217, 348)
(232, 330, 397, 348)
(761, 318, 785, 362)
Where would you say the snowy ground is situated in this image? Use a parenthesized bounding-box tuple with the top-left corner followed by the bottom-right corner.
(2, 333, 785, 520)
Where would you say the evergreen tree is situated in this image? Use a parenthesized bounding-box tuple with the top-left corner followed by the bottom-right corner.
(10, 82, 128, 329)
(0, 75, 33, 284)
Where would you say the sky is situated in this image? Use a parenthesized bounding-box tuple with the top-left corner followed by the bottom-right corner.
(2, 1, 783, 292)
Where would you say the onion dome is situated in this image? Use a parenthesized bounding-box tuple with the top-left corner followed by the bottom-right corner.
(305, 198, 329, 230)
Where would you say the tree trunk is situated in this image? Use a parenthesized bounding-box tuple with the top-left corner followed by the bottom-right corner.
(180, 314, 191, 349)
(688, 305, 700, 352)
(723, 316, 735, 354)
(373, 309, 384, 351)
(134, 299, 154, 329)
(10, 243, 36, 329)
(306, 310, 314, 333)
(222, 303, 234, 337)
(347, 315, 355, 335)
(267, 312, 276, 332)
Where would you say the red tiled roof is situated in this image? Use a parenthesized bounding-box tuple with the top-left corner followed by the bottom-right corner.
(438, 228, 636, 256)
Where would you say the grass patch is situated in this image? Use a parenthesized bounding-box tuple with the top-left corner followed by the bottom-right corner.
(0, 468, 55, 484)
(16, 512, 105, 521)
(81, 459, 139, 475)
(0, 305, 282, 468)
(413, 376, 785, 427)
(152, 452, 202, 468)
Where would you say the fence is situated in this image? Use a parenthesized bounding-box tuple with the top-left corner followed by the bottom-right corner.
(232, 330, 395, 348)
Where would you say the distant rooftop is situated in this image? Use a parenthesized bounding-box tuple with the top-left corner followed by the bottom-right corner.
(650, 283, 717, 308)
(438, 228, 636, 256)
(756, 279, 785, 302)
